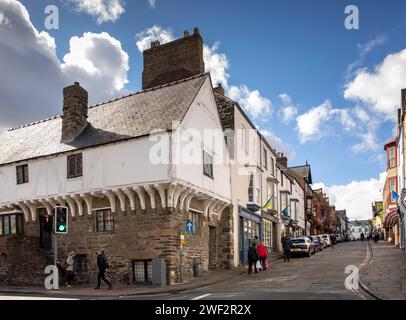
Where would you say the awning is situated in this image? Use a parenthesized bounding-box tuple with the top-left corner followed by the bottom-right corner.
(383, 208, 399, 227)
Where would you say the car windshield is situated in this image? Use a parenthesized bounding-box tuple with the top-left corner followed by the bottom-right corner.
(291, 239, 305, 244)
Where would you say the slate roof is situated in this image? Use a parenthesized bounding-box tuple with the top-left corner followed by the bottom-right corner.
(289, 164, 313, 185)
(0, 74, 208, 166)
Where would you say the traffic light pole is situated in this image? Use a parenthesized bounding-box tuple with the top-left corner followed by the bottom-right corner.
(53, 232, 58, 267)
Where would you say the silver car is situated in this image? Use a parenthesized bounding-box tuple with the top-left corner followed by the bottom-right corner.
(291, 237, 314, 257)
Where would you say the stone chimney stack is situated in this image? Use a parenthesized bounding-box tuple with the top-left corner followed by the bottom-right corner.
(213, 83, 225, 96)
(142, 26, 205, 90)
(61, 82, 88, 143)
(402, 88, 406, 111)
(276, 152, 288, 168)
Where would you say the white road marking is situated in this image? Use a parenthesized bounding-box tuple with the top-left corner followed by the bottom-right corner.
(191, 293, 212, 300)
(0, 295, 77, 300)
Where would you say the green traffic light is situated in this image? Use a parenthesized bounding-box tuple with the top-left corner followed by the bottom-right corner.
(58, 225, 66, 232)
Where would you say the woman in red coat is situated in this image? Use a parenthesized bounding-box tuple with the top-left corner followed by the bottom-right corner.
(257, 242, 268, 271)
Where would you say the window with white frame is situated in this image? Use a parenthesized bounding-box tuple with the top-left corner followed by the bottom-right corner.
(280, 192, 289, 214)
(389, 179, 396, 202)
(389, 147, 396, 168)
(248, 174, 254, 203)
(267, 181, 276, 210)
(256, 172, 261, 204)
(263, 148, 268, 169)
(203, 150, 214, 178)
(290, 200, 297, 221)
(241, 124, 247, 151)
(262, 220, 272, 248)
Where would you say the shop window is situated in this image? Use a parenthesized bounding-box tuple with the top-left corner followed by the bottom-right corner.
(132, 260, 152, 284)
(96, 209, 114, 232)
(0, 214, 23, 237)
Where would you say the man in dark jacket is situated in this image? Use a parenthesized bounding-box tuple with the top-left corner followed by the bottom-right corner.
(247, 242, 259, 274)
(282, 235, 292, 262)
(95, 249, 112, 290)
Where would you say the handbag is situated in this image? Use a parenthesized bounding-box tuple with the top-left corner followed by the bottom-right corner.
(256, 260, 262, 270)
(264, 260, 269, 269)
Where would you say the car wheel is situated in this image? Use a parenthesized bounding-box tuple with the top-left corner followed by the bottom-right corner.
(307, 250, 312, 257)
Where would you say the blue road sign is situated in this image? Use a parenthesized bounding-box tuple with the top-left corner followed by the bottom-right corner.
(185, 220, 193, 233)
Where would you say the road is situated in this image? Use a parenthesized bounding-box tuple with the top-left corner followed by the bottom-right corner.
(0, 241, 372, 300)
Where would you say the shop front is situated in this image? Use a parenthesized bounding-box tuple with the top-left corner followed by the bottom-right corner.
(239, 207, 262, 264)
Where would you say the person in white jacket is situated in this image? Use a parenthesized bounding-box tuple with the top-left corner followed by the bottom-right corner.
(65, 251, 76, 287)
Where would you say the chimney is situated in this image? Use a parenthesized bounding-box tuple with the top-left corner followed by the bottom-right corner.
(402, 88, 406, 111)
(276, 152, 288, 168)
(61, 82, 88, 143)
(184, 30, 190, 37)
(142, 26, 205, 90)
(213, 83, 225, 96)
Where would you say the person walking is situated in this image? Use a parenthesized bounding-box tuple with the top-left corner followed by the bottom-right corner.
(95, 249, 112, 290)
(247, 242, 259, 275)
(64, 251, 76, 287)
(330, 234, 335, 249)
(282, 235, 292, 262)
(257, 241, 268, 271)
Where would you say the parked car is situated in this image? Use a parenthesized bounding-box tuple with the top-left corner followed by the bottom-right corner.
(335, 234, 343, 243)
(321, 234, 332, 247)
(316, 235, 327, 249)
(291, 237, 314, 257)
(308, 236, 322, 252)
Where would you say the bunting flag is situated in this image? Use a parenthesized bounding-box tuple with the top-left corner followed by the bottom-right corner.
(263, 194, 274, 209)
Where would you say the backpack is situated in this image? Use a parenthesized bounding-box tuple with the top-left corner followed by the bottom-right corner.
(60, 258, 68, 270)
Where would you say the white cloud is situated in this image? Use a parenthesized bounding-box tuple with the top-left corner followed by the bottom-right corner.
(135, 25, 175, 52)
(351, 129, 380, 154)
(312, 172, 386, 220)
(296, 100, 333, 143)
(69, 0, 125, 24)
(344, 48, 406, 121)
(278, 93, 298, 124)
(337, 109, 356, 132)
(346, 34, 389, 78)
(229, 85, 272, 119)
(62, 32, 129, 99)
(0, 0, 130, 130)
(148, 0, 156, 8)
(204, 42, 230, 89)
(357, 34, 389, 58)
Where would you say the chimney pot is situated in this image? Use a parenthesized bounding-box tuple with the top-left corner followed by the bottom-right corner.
(213, 83, 225, 96)
(184, 30, 190, 37)
(150, 40, 161, 48)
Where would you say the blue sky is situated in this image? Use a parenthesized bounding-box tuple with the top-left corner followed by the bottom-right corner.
(2, 0, 406, 219)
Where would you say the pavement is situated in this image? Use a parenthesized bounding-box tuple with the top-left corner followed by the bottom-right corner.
(0, 254, 283, 299)
(360, 241, 406, 300)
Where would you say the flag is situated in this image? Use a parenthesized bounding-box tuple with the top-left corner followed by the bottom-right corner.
(392, 191, 400, 201)
(281, 207, 289, 217)
(263, 194, 274, 209)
